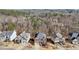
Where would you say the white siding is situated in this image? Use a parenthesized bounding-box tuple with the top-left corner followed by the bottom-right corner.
(10, 30, 17, 41)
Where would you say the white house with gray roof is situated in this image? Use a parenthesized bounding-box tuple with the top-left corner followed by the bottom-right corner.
(69, 32, 79, 44)
(14, 31, 31, 45)
(0, 30, 17, 42)
(35, 32, 47, 46)
(52, 32, 65, 45)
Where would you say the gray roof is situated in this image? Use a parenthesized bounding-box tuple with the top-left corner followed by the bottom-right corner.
(15, 31, 30, 43)
(53, 32, 63, 38)
(0, 31, 13, 38)
(69, 32, 79, 38)
(20, 32, 28, 40)
(35, 32, 46, 43)
(0, 31, 13, 41)
(72, 33, 79, 38)
(56, 32, 62, 38)
(36, 32, 46, 40)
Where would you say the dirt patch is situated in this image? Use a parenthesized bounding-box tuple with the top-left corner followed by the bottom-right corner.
(0, 41, 79, 50)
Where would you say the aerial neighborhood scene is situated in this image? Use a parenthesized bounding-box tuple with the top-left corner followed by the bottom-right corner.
(0, 9, 79, 50)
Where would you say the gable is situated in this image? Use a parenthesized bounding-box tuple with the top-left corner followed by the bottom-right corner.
(56, 32, 62, 38)
(36, 32, 46, 39)
(10, 30, 17, 41)
(15, 31, 30, 43)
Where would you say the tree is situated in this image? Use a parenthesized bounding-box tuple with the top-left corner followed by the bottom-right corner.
(8, 23, 16, 31)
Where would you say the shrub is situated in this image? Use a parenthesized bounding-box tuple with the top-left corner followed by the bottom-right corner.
(52, 13, 58, 16)
(0, 9, 26, 16)
(8, 23, 16, 31)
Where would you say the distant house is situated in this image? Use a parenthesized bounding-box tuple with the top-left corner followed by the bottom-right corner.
(52, 32, 65, 45)
(0, 30, 17, 42)
(14, 31, 31, 45)
(69, 32, 79, 44)
(35, 32, 47, 46)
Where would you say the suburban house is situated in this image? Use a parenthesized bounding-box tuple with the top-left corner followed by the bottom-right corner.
(0, 30, 17, 42)
(35, 32, 47, 46)
(69, 32, 79, 44)
(52, 32, 65, 45)
(14, 31, 31, 45)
